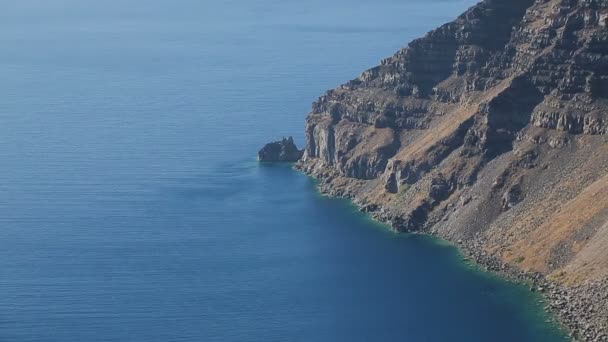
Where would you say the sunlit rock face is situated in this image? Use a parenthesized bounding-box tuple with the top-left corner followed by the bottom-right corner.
(295, 1, 608, 339)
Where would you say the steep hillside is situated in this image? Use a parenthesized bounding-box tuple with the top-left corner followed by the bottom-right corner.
(295, 0, 608, 339)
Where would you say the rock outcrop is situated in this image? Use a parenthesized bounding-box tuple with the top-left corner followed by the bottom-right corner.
(295, 0, 608, 339)
(258, 136, 303, 162)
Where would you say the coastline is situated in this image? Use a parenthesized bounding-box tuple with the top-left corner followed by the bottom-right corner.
(294, 162, 607, 342)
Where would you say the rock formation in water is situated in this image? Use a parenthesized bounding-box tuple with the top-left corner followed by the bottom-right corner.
(294, 0, 608, 339)
(258, 136, 304, 162)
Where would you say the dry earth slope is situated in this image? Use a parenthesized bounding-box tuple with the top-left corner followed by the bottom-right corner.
(294, 0, 608, 340)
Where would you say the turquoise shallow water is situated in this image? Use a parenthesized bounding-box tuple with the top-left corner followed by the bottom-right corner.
(1, 0, 568, 341)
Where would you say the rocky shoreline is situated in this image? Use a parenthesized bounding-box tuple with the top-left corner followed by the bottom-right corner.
(270, 0, 608, 340)
(294, 162, 607, 342)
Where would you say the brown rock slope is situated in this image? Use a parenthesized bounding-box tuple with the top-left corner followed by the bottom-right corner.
(295, 0, 608, 339)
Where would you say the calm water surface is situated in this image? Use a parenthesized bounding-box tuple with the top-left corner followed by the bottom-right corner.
(1, 1, 567, 341)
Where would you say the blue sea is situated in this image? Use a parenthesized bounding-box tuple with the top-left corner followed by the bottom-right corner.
(1, 1, 568, 341)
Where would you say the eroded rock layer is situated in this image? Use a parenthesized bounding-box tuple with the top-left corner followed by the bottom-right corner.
(296, 0, 608, 339)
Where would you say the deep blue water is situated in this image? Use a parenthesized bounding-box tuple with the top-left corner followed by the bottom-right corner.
(1, 1, 568, 341)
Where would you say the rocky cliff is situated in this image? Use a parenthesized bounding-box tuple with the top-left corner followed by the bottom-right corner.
(295, 0, 608, 340)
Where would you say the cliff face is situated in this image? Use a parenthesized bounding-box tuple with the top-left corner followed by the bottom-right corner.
(296, 0, 608, 339)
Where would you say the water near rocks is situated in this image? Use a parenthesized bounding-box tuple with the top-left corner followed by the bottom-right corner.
(1, 1, 567, 341)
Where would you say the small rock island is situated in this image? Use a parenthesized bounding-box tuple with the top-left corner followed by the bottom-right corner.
(258, 136, 303, 162)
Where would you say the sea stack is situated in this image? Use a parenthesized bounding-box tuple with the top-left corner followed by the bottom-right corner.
(258, 136, 304, 162)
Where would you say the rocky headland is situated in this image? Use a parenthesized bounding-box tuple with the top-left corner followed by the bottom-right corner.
(264, 0, 608, 340)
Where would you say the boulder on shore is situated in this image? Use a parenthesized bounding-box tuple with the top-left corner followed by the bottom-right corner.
(258, 136, 303, 162)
